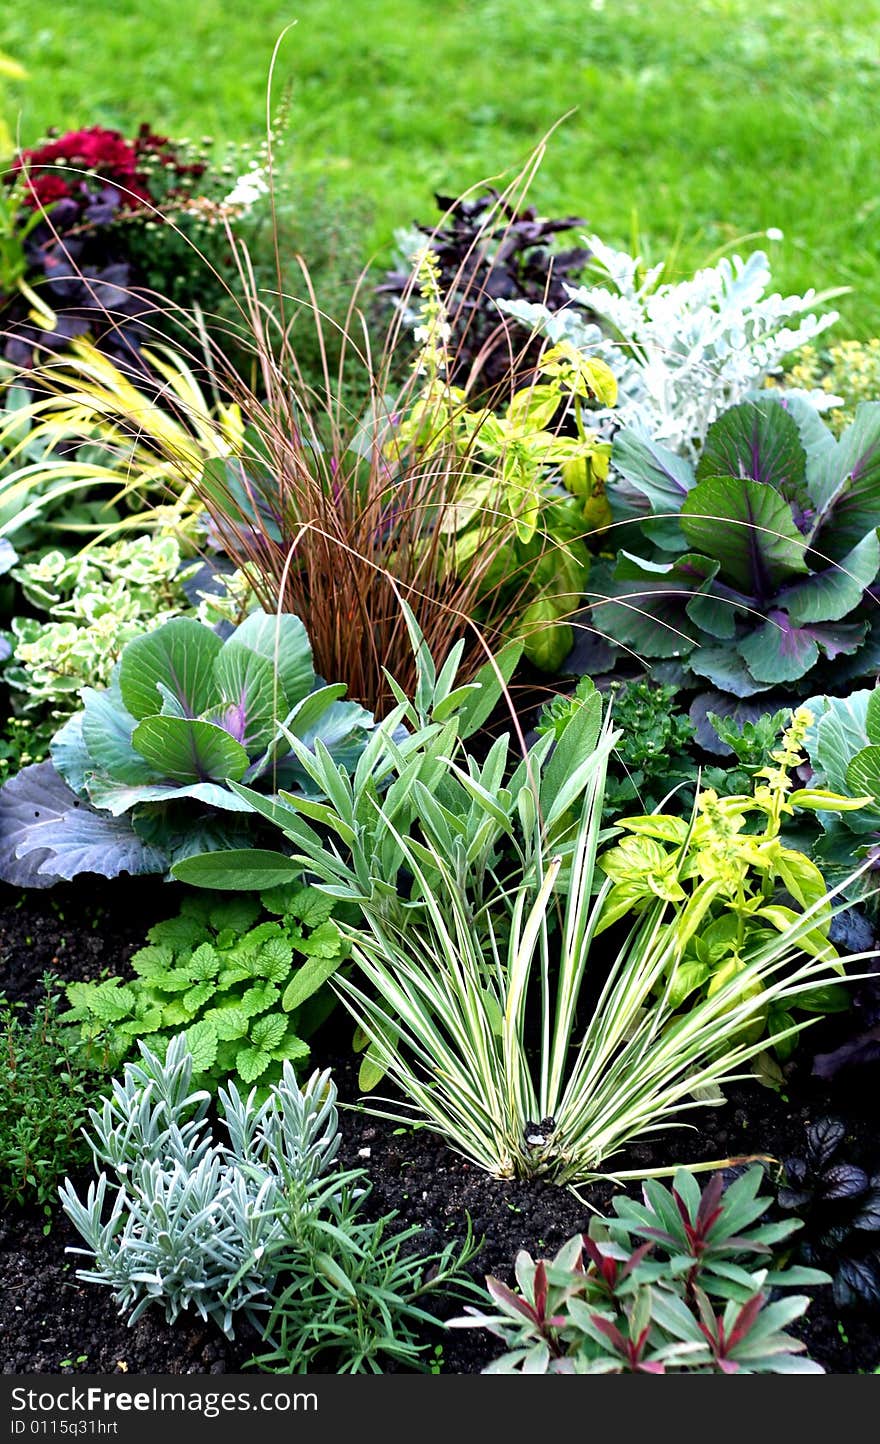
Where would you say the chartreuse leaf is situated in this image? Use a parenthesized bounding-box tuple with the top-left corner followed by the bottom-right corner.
(131, 716, 249, 784)
(520, 598, 572, 672)
(507, 384, 560, 432)
(118, 617, 223, 720)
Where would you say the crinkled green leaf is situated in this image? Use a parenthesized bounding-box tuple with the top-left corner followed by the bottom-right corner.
(185, 1019, 218, 1074)
(294, 920, 342, 960)
(203, 1003, 250, 1042)
(250, 1013, 288, 1051)
(236, 1044, 272, 1084)
(258, 936, 295, 982)
(239, 981, 280, 1016)
(129, 944, 175, 980)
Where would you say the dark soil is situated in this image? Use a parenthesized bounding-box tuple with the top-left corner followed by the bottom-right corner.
(1, 877, 879, 1376)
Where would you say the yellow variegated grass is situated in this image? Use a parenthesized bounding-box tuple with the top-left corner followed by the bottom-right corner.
(0, 335, 240, 543)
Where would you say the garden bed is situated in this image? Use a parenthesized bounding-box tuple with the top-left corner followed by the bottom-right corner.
(2, 95, 880, 1376)
(1, 880, 878, 1376)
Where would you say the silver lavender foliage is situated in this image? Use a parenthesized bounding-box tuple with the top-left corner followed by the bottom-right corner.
(59, 1034, 340, 1337)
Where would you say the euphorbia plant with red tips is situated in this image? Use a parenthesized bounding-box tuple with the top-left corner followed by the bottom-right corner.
(607, 1166, 808, 1301)
(451, 1168, 829, 1373)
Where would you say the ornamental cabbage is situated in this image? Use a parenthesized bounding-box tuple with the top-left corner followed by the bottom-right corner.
(593, 396, 880, 699)
(0, 609, 375, 885)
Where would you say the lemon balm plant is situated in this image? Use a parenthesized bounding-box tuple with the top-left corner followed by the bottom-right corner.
(388, 250, 616, 671)
(595, 707, 871, 1059)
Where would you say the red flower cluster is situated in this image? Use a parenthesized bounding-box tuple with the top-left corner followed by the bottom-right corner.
(12, 125, 154, 208)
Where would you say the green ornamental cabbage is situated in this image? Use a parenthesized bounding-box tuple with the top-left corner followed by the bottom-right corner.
(0, 609, 375, 885)
(595, 396, 880, 698)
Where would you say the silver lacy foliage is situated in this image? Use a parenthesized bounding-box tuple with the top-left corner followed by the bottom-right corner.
(59, 1035, 340, 1336)
(502, 235, 839, 460)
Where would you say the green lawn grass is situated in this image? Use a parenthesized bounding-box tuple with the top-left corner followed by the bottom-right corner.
(5, 0, 880, 335)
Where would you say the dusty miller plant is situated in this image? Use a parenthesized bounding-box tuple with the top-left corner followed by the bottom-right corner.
(502, 236, 838, 460)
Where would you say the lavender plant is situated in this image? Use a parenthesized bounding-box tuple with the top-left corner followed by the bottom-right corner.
(61, 1035, 477, 1368)
(59, 1036, 341, 1335)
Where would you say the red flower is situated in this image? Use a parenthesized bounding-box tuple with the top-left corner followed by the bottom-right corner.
(17, 127, 139, 175)
(17, 172, 72, 209)
(11, 127, 155, 209)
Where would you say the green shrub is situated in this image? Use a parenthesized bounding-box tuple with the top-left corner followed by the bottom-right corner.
(0, 977, 107, 1226)
(538, 676, 696, 816)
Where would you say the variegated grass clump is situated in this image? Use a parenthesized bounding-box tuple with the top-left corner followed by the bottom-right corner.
(337, 731, 869, 1183)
